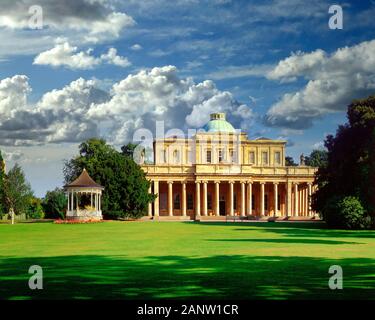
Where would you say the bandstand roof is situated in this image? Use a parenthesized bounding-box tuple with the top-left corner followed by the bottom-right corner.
(65, 169, 104, 189)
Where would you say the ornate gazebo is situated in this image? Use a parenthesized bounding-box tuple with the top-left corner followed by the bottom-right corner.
(64, 169, 104, 221)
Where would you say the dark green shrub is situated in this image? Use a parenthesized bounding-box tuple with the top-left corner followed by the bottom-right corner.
(322, 195, 372, 229)
(338, 196, 366, 229)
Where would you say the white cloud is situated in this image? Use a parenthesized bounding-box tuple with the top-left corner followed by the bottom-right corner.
(100, 48, 131, 67)
(265, 39, 375, 129)
(0, 1, 135, 43)
(2, 150, 24, 162)
(131, 44, 143, 51)
(208, 64, 273, 80)
(33, 41, 130, 70)
(0, 75, 31, 118)
(0, 66, 252, 146)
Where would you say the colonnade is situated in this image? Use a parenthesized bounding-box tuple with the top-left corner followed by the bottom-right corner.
(148, 180, 316, 218)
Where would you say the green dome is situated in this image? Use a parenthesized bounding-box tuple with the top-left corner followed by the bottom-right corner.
(203, 113, 236, 133)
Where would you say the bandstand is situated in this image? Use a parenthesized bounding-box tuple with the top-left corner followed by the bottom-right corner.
(64, 169, 104, 221)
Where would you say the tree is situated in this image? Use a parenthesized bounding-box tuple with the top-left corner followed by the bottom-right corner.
(305, 149, 328, 168)
(312, 94, 375, 228)
(42, 188, 67, 219)
(3, 164, 34, 224)
(121, 143, 138, 158)
(64, 138, 155, 219)
(0, 150, 5, 216)
(285, 156, 297, 166)
(27, 197, 45, 219)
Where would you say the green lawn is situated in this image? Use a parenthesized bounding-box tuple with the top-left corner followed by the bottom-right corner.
(0, 221, 374, 300)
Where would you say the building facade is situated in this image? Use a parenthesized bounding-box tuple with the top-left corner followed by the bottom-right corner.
(142, 113, 317, 220)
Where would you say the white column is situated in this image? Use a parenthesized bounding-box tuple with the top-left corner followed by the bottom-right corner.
(274, 182, 278, 217)
(303, 187, 306, 216)
(260, 182, 265, 216)
(95, 192, 98, 211)
(286, 182, 292, 217)
(195, 181, 201, 217)
(154, 180, 159, 217)
(246, 181, 252, 216)
(202, 181, 208, 216)
(215, 182, 220, 216)
(308, 183, 312, 216)
(168, 181, 173, 217)
(182, 182, 187, 217)
(67, 191, 70, 211)
(229, 181, 234, 216)
(240, 182, 245, 217)
(294, 183, 299, 217)
(148, 183, 152, 217)
(99, 192, 101, 211)
(72, 192, 74, 211)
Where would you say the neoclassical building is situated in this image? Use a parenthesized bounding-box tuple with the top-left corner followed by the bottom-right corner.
(142, 113, 317, 220)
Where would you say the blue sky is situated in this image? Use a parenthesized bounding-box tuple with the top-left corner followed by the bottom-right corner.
(1, 0, 375, 197)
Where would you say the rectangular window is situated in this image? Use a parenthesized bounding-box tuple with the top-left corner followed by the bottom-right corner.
(275, 151, 281, 165)
(218, 149, 224, 162)
(277, 195, 281, 211)
(187, 150, 193, 164)
(229, 149, 236, 163)
(187, 194, 194, 210)
(160, 150, 167, 163)
(234, 193, 237, 210)
(252, 194, 255, 210)
(174, 194, 181, 210)
(265, 194, 268, 211)
(206, 150, 212, 163)
(262, 151, 268, 165)
(207, 194, 212, 210)
(160, 193, 167, 210)
(249, 151, 255, 164)
(173, 150, 180, 164)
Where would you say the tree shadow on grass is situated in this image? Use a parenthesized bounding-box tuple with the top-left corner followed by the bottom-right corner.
(206, 238, 363, 245)
(1, 254, 374, 300)
(190, 222, 375, 239)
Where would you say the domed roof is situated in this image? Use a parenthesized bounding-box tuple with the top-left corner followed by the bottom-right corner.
(203, 113, 236, 133)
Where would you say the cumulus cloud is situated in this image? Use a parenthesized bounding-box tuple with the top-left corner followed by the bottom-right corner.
(0, 76, 109, 146)
(0, 75, 31, 117)
(265, 39, 375, 129)
(0, 66, 252, 146)
(33, 41, 131, 69)
(88, 66, 253, 144)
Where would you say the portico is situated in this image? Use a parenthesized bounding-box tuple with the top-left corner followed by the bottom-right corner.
(146, 179, 315, 219)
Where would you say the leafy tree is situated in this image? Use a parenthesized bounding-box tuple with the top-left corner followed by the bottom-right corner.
(285, 156, 297, 166)
(0, 150, 5, 216)
(305, 149, 328, 168)
(3, 164, 34, 224)
(64, 138, 155, 219)
(27, 197, 45, 219)
(121, 143, 138, 158)
(42, 188, 67, 219)
(312, 94, 375, 228)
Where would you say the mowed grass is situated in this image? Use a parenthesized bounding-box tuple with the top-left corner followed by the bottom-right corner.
(0, 221, 375, 300)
